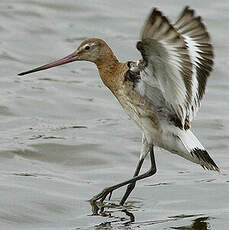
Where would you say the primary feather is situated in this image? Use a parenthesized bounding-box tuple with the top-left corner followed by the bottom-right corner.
(173, 6, 214, 120)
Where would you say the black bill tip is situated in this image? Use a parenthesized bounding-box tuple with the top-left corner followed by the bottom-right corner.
(17, 66, 46, 76)
(18, 71, 31, 76)
(17, 51, 78, 76)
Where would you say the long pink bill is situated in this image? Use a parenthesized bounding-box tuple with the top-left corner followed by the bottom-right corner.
(18, 52, 78, 76)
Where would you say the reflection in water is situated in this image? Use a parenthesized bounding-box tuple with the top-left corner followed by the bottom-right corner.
(122, 209, 135, 223)
(92, 204, 210, 230)
(91, 201, 136, 229)
(93, 209, 135, 229)
(171, 217, 210, 230)
(90, 199, 138, 218)
(94, 222, 112, 230)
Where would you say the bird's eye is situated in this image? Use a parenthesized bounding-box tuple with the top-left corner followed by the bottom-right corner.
(85, 45, 90, 50)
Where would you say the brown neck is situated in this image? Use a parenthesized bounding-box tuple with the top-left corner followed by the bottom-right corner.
(95, 46, 120, 91)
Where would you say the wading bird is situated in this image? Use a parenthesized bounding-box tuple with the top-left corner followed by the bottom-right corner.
(18, 6, 219, 208)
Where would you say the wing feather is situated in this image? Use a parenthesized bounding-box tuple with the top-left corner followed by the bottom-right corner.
(137, 8, 193, 128)
(135, 7, 214, 129)
(173, 6, 214, 119)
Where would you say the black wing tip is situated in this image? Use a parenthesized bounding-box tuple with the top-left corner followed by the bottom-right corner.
(145, 7, 177, 37)
(175, 6, 195, 26)
(152, 7, 159, 13)
(149, 8, 162, 21)
(181, 6, 196, 17)
(183, 6, 193, 12)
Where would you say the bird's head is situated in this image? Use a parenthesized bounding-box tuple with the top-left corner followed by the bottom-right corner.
(18, 38, 110, 76)
(74, 38, 106, 63)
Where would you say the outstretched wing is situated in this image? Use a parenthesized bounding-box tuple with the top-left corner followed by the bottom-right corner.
(173, 6, 214, 119)
(135, 7, 214, 129)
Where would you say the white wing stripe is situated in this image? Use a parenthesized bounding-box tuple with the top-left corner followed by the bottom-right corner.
(173, 6, 214, 121)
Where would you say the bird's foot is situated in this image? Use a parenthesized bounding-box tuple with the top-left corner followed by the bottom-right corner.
(90, 188, 111, 203)
(89, 188, 112, 214)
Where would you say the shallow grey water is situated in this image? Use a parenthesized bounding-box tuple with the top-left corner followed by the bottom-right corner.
(0, 0, 229, 229)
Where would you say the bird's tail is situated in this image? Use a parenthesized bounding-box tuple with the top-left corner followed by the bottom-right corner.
(177, 130, 219, 171)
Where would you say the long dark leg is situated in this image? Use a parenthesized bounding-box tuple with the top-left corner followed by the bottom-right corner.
(120, 146, 156, 205)
(90, 146, 157, 205)
(119, 157, 144, 205)
(119, 133, 150, 205)
(108, 157, 144, 201)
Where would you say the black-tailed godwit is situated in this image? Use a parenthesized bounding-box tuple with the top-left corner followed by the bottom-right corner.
(18, 6, 219, 209)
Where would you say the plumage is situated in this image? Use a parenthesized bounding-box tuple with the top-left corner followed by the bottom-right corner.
(173, 6, 214, 118)
(138, 8, 193, 128)
(18, 6, 219, 209)
(128, 7, 217, 172)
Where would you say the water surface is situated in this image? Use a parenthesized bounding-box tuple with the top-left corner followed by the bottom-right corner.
(0, 0, 229, 229)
